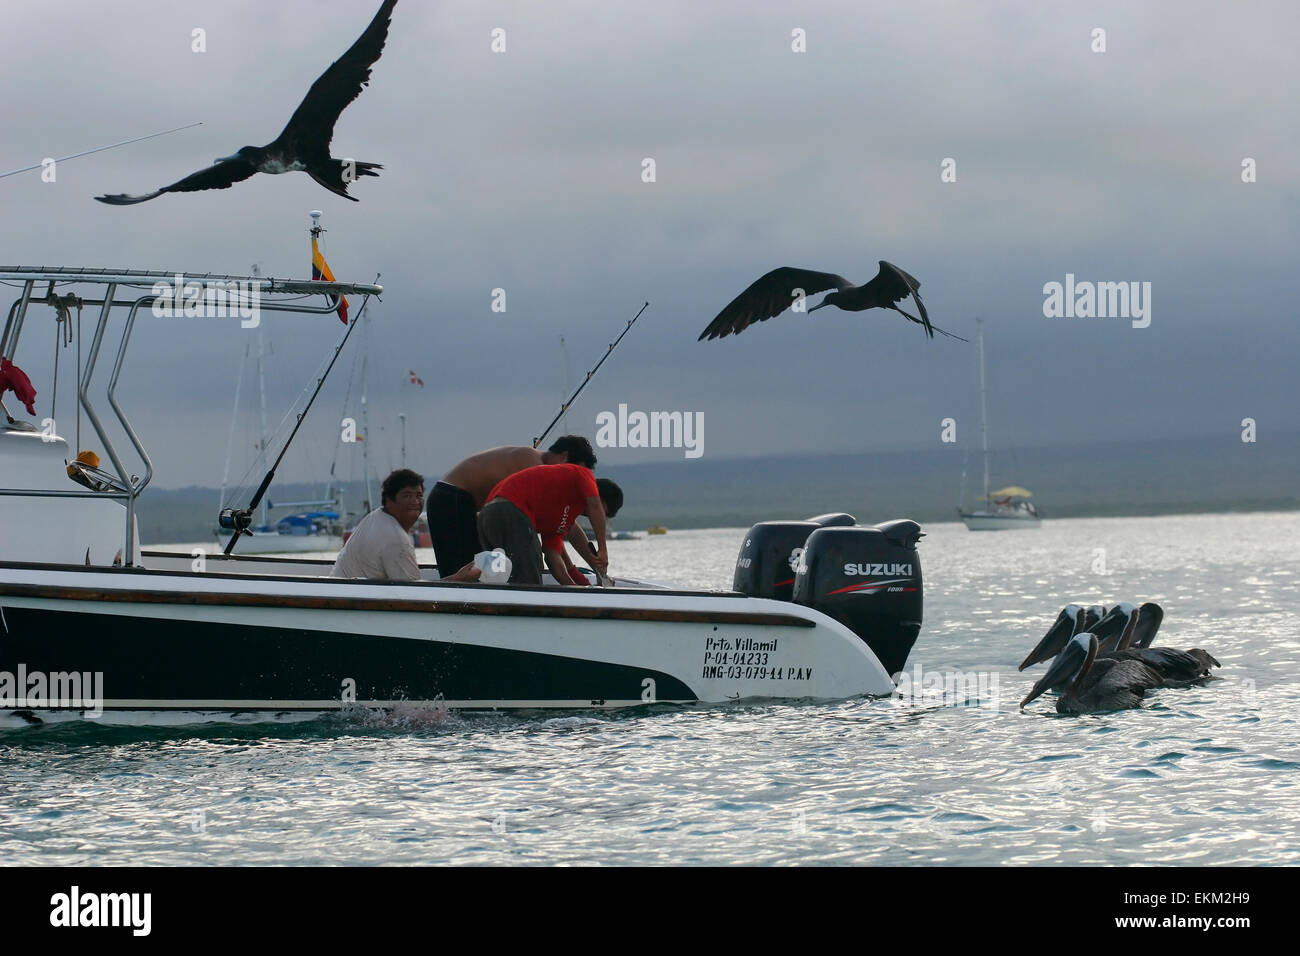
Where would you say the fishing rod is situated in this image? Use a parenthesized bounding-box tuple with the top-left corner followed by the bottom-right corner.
(533, 301, 649, 449)
(0, 122, 203, 179)
(220, 275, 379, 555)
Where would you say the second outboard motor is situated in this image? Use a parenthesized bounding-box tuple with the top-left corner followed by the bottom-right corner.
(733, 521, 819, 601)
(734, 514, 859, 601)
(792, 519, 924, 677)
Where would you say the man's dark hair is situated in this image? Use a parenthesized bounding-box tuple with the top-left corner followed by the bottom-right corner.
(381, 468, 424, 504)
(595, 478, 623, 519)
(548, 435, 597, 469)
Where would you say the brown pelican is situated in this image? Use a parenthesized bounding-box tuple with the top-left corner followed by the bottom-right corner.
(1020, 634, 1162, 714)
(697, 262, 968, 342)
(1091, 603, 1220, 685)
(96, 0, 396, 204)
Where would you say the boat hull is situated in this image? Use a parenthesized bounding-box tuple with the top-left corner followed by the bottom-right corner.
(215, 531, 343, 555)
(0, 563, 897, 718)
(959, 511, 1042, 531)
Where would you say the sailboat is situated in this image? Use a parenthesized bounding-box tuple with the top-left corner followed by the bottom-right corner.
(958, 319, 1042, 530)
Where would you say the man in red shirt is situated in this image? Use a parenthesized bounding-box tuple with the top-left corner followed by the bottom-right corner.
(478, 463, 624, 586)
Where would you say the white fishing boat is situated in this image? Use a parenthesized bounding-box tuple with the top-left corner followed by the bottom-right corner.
(0, 266, 925, 723)
(958, 319, 1042, 530)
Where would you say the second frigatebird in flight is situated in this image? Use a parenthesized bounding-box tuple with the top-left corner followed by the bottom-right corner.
(96, 0, 397, 205)
(698, 261, 968, 342)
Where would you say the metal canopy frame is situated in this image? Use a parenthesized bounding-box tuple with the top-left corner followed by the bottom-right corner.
(0, 266, 383, 564)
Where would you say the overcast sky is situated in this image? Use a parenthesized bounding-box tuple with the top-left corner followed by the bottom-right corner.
(2, 0, 1296, 495)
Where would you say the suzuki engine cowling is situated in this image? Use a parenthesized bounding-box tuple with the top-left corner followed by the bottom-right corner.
(792, 522, 924, 677)
(732, 521, 820, 602)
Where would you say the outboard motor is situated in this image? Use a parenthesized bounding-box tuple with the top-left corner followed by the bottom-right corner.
(792, 519, 924, 677)
(733, 520, 820, 601)
(733, 513, 860, 601)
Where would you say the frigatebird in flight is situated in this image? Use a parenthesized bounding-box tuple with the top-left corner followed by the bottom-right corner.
(698, 261, 967, 342)
(96, 0, 397, 205)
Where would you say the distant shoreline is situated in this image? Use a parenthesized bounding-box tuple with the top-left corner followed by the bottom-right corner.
(139, 432, 1298, 543)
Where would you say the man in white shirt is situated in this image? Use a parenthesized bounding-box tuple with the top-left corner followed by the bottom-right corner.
(331, 469, 479, 582)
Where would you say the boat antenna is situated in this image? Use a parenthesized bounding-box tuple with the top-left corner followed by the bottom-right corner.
(0, 122, 203, 180)
(533, 301, 649, 449)
(221, 273, 379, 554)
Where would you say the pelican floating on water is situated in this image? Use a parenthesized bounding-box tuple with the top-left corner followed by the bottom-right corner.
(1090, 603, 1220, 685)
(1020, 634, 1163, 714)
(96, 0, 397, 205)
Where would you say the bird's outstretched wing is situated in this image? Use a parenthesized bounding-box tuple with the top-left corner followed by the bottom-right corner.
(95, 159, 259, 205)
(698, 267, 853, 340)
(276, 0, 398, 160)
(858, 260, 934, 337)
(860, 260, 967, 341)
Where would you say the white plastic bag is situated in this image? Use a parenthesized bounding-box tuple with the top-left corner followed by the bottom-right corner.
(474, 548, 512, 584)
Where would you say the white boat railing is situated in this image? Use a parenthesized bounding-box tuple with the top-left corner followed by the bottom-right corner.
(0, 267, 383, 563)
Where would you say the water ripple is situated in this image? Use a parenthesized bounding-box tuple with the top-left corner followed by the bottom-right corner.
(2, 513, 1299, 864)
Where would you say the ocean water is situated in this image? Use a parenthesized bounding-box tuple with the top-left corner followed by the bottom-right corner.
(1, 512, 1297, 865)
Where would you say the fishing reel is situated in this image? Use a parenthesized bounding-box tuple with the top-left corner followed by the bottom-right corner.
(218, 508, 254, 535)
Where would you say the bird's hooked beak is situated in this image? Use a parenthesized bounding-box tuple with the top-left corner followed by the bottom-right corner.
(807, 301, 830, 312)
(214, 153, 241, 164)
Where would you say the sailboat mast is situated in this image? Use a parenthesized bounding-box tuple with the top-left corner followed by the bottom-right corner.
(399, 412, 407, 469)
(977, 318, 989, 505)
(218, 343, 248, 513)
(360, 319, 374, 512)
(560, 335, 570, 434)
(256, 288, 270, 530)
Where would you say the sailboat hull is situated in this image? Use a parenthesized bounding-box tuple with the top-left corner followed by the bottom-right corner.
(216, 531, 343, 555)
(958, 511, 1041, 531)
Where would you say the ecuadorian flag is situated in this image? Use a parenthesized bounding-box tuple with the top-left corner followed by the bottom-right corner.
(311, 237, 349, 323)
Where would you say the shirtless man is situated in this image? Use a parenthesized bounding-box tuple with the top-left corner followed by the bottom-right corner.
(427, 435, 599, 578)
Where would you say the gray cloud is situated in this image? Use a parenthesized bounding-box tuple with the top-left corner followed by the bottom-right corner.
(2, 0, 1295, 494)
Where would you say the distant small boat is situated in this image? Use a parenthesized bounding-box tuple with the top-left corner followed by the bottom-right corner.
(216, 511, 342, 554)
(958, 320, 1041, 531)
(411, 515, 432, 549)
(647, 523, 667, 535)
(610, 530, 639, 541)
(960, 485, 1040, 530)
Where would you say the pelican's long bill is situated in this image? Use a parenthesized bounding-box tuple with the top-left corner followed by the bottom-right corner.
(1130, 602, 1165, 649)
(1092, 603, 1138, 653)
(1021, 633, 1096, 709)
(1018, 604, 1082, 671)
